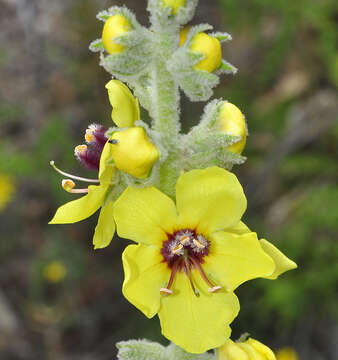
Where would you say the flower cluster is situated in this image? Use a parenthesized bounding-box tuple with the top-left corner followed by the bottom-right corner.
(50, 0, 297, 356)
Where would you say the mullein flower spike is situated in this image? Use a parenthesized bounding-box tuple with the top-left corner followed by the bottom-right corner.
(110, 127, 159, 179)
(218, 338, 276, 360)
(216, 102, 247, 155)
(113, 167, 297, 353)
(102, 14, 132, 54)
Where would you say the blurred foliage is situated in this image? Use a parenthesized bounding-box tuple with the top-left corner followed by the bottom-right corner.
(0, 0, 337, 359)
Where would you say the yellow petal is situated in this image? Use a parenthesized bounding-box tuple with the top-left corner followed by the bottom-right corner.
(217, 102, 247, 155)
(110, 127, 159, 179)
(102, 15, 131, 54)
(114, 186, 178, 245)
(161, 0, 186, 15)
(246, 338, 276, 360)
(179, 26, 191, 46)
(93, 201, 116, 249)
(260, 239, 297, 279)
(228, 221, 250, 235)
(122, 244, 168, 318)
(106, 80, 140, 127)
(237, 343, 265, 360)
(158, 269, 240, 354)
(176, 167, 247, 235)
(49, 185, 107, 224)
(276, 347, 299, 360)
(218, 339, 249, 360)
(204, 231, 275, 291)
(99, 141, 115, 185)
(190, 33, 222, 72)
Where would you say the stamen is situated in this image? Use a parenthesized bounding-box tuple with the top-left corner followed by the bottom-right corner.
(180, 235, 191, 246)
(85, 129, 94, 143)
(183, 255, 199, 297)
(61, 179, 88, 194)
(190, 257, 221, 293)
(160, 288, 173, 295)
(74, 144, 87, 156)
(172, 243, 184, 255)
(50, 161, 100, 183)
(192, 238, 206, 249)
(160, 259, 180, 296)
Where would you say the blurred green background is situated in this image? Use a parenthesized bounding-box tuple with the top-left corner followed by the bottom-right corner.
(0, 0, 337, 359)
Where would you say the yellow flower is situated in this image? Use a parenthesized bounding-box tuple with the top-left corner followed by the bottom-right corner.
(102, 15, 132, 54)
(49, 142, 116, 249)
(216, 102, 247, 155)
(276, 347, 299, 360)
(43, 261, 67, 284)
(106, 80, 140, 128)
(161, 0, 186, 15)
(110, 127, 159, 179)
(218, 338, 276, 360)
(113, 167, 297, 353)
(0, 174, 14, 211)
(190, 33, 222, 72)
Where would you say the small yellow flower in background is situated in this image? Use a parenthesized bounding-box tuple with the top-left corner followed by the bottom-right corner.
(106, 80, 140, 128)
(276, 347, 299, 360)
(113, 166, 297, 353)
(190, 33, 222, 72)
(110, 127, 159, 179)
(216, 102, 247, 155)
(102, 14, 132, 54)
(161, 0, 186, 15)
(218, 338, 276, 360)
(43, 261, 67, 284)
(0, 174, 15, 211)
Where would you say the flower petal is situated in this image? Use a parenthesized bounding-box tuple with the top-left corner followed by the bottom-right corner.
(114, 186, 178, 245)
(93, 201, 115, 249)
(99, 141, 116, 185)
(158, 269, 239, 354)
(122, 244, 168, 318)
(176, 167, 247, 235)
(204, 231, 275, 291)
(259, 239, 297, 279)
(49, 185, 107, 224)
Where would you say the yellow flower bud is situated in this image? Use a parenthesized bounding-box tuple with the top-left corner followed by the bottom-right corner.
(218, 338, 276, 360)
(102, 14, 132, 54)
(161, 0, 186, 15)
(43, 261, 67, 284)
(276, 347, 299, 360)
(106, 80, 140, 128)
(179, 26, 191, 46)
(110, 127, 159, 179)
(216, 102, 247, 154)
(190, 32, 222, 72)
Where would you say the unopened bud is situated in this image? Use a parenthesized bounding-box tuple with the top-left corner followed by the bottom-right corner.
(62, 179, 76, 193)
(190, 33, 222, 72)
(161, 0, 186, 15)
(102, 14, 132, 54)
(106, 80, 140, 128)
(216, 102, 247, 155)
(109, 127, 159, 179)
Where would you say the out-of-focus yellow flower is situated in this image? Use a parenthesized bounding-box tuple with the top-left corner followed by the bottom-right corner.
(102, 14, 132, 54)
(276, 347, 299, 360)
(161, 0, 186, 15)
(106, 80, 140, 128)
(110, 127, 159, 179)
(218, 338, 276, 360)
(43, 261, 67, 283)
(113, 166, 296, 353)
(0, 174, 14, 211)
(190, 33, 222, 72)
(179, 26, 191, 46)
(216, 102, 247, 155)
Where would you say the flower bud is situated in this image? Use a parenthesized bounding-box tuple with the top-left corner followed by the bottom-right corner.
(190, 33, 222, 72)
(179, 26, 191, 46)
(161, 0, 186, 15)
(276, 347, 299, 360)
(102, 14, 132, 54)
(106, 80, 140, 128)
(109, 127, 159, 179)
(43, 261, 67, 284)
(218, 338, 276, 360)
(216, 102, 247, 154)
